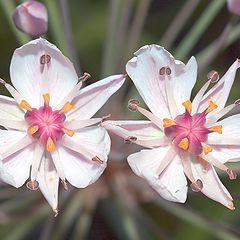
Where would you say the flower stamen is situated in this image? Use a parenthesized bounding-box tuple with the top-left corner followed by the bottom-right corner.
(46, 137, 56, 152)
(197, 156, 207, 173)
(27, 125, 39, 135)
(26, 180, 39, 191)
(202, 143, 212, 155)
(92, 156, 104, 164)
(62, 128, 75, 137)
(163, 118, 176, 128)
(205, 100, 218, 114)
(43, 93, 50, 106)
(178, 138, 189, 150)
(182, 100, 192, 113)
(60, 101, 75, 113)
(18, 100, 32, 111)
(208, 125, 222, 134)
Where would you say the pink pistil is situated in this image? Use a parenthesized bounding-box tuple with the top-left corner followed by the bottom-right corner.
(25, 105, 66, 145)
(164, 111, 210, 155)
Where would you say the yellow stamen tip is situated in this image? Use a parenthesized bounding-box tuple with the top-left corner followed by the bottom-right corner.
(197, 156, 207, 173)
(46, 137, 56, 152)
(60, 102, 75, 113)
(63, 128, 75, 137)
(182, 100, 192, 113)
(208, 125, 222, 134)
(43, 93, 50, 105)
(178, 138, 189, 150)
(206, 100, 218, 114)
(202, 143, 212, 155)
(27, 125, 39, 135)
(163, 118, 176, 128)
(18, 100, 32, 111)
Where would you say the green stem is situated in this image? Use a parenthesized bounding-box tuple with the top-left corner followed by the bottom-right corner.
(174, 0, 225, 60)
(42, 0, 68, 54)
(159, 0, 200, 49)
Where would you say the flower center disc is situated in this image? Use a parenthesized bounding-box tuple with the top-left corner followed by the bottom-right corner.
(25, 105, 66, 146)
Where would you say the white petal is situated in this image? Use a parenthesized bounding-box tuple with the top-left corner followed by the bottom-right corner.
(0, 130, 28, 154)
(59, 126, 110, 187)
(191, 160, 234, 209)
(67, 74, 125, 120)
(0, 95, 24, 120)
(37, 152, 59, 210)
(102, 120, 165, 148)
(207, 114, 240, 145)
(0, 143, 34, 188)
(198, 59, 240, 114)
(126, 45, 197, 118)
(128, 147, 187, 203)
(10, 38, 78, 108)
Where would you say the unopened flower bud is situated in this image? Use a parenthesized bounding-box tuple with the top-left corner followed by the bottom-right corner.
(227, 0, 240, 16)
(13, 0, 48, 37)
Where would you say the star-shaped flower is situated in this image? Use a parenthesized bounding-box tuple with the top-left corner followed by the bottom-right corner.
(103, 45, 240, 209)
(0, 38, 125, 215)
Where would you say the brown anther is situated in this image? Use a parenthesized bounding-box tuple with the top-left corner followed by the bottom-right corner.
(101, 114, 111, 123)
(128, 99, 139, 112)
(234, 99, 240, 105)
(26, 180, 39, 191)
(166, 67, 172, 75)
(0, 78, 6, 85)
(61, 180, 68, 191)
(190, 179, 203, 192)
(40, 54, 51, 64)
(53, 209, 59, 217)
(92, 156, 104, 164)
(227, 169, 237, 180)
(124, 136, 137, 144)
(79, 72, 91, 82)
(207, 70, 219, 83)
(159, 67, 166, 75)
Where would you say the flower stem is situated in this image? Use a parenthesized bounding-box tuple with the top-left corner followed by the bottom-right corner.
(174, 0, 225, 60)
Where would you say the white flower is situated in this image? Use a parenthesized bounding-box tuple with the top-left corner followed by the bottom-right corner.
(103, 45, 240, 209)
(0, 38, 125, 215)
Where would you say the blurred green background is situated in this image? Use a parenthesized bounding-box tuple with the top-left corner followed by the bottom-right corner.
(0, 0, 240, 239)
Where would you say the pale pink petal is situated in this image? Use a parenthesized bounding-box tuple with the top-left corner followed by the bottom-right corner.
(0, 130, 28, 154)
(0, 144, 34, 188)
(128, 147, 188, 203)
(10, 38, 78, 108)
(37, 153, 59, 211)
(0, 95, 24, 120)
(102, 120, 166, 148)
(191, 160, 234, 209)
(67, 74, 125, 120)
(206, 114, 240, 145)
(59, 126, 110, 187)
(207, 146, 240, 164)
(126, 45, 197, 118)
(198, 59, 240, 114)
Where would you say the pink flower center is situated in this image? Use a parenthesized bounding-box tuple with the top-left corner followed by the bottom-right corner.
(25, 105, 66, 146)
(163, 100, 222, 156)
(19, 94, 75, 151)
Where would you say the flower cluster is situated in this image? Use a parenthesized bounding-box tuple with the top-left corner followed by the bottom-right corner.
(0, 39, 240, 214)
